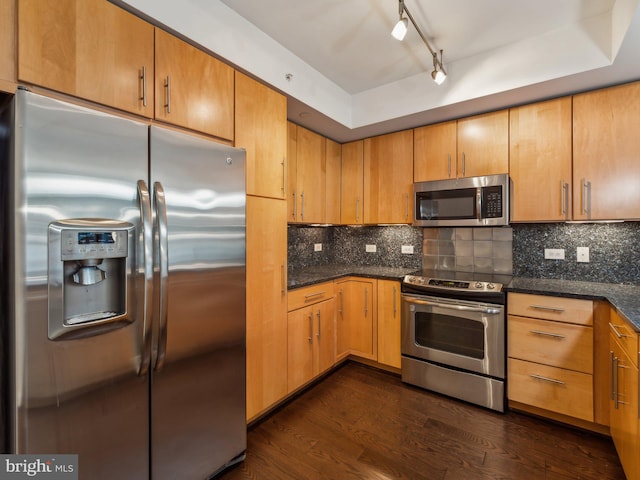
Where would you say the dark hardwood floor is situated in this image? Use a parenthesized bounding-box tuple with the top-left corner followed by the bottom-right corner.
(220, 362, 625, 480)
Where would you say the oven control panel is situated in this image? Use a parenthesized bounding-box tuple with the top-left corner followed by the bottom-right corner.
(403, 275, 503, 292)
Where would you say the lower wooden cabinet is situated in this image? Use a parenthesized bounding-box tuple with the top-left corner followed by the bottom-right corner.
(336, 277, 377, 361)
(377, 280, 401, 369)
(609, 310, 639, 480)
(287, 298, 336, 393)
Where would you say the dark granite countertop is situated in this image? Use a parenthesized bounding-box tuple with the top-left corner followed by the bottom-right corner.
(507, 277, 640, 332)
(288, 265, 417, 290)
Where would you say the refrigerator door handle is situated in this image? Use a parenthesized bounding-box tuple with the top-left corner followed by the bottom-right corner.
(152, 181, 169, 372)
(137, 180, 154, 376)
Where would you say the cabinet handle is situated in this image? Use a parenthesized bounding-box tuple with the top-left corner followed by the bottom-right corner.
(530, 374, 565, 386)
(447, 154, 451, 178)
(339, 289, 343, 314)
(393, 286, 397, 318)
(560, 181, 569, 218)
(317, 310, 321, 339)
(280, 264, 286, 296)
(581, 178, 591, 216)
(301, 191, 305, 221)
(530, 304, 565, 313)
(292, 190, 297, 220)
(614, 358, 630, 409)
(304, 291, 326, 300)
(405, 192, 409, 221)
(461, 152, 466, 176)
(281, 157, 286, 194)
(530, 330, 565, 340)
(140, 66, 147, 107)
(364, 288, 368, 316)
(609, 322, 630, 339)
(610, 351, 616, 401)
(164, 75, 171, 114)
(356, 197, 360, 222)
(308, 313, 313, 344)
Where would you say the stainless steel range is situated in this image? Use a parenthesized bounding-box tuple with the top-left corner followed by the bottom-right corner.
(401, 271, 510, 412)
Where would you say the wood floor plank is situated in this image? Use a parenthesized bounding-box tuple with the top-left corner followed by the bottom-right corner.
(219, 362, 625, 480)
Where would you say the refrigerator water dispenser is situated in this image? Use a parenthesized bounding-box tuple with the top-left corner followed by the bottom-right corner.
(48, 219, 135, 340)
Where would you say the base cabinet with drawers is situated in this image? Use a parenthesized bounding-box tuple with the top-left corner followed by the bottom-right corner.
(507, 293, 595, 423)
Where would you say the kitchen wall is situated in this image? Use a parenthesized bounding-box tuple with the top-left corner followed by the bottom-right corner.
(512, 222, 640, 284)
(287, 225, 422, 271)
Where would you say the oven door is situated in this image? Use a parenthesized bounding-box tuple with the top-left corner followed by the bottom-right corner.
(401, 293, 505, 379)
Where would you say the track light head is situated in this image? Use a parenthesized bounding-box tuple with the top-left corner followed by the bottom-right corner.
(431, 50, 447, 85)
(391, 17, 408, 40)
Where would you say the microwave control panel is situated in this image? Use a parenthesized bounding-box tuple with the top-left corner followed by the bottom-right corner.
(481, 186, 503, 218)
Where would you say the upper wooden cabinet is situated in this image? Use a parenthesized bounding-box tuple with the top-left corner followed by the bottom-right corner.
(235, 72, 286, 199)
(573, 81, 640, 221)
(340, 140, 364, 225)
(510, 97, 573, 222)
(457, 110, 509, 178)
(287, 122, 298, 221)
(414, 120, 457, 181)
(288, 123, 329, 224)
(0, 0, 16, 92)
(363, 130, 413, 224)
(325, 138, 342, 225)
(154, 28, 234, 140)
(18, 0, 154, 117)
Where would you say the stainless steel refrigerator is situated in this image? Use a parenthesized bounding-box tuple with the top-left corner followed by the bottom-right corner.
(0, 90, 246, 479)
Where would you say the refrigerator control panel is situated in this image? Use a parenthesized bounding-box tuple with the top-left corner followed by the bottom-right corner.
(60, 228, 129, 260)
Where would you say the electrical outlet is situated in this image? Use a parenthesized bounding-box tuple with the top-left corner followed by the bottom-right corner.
(314, 243, 322, 252)
(577, 246, 590, 263)
(365, 244, 377, 253)
(401, 245, 414, 254)
(544, 248, 565, 260)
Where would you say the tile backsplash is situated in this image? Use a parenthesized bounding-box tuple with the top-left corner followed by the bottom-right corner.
(422, 227, 513, 274)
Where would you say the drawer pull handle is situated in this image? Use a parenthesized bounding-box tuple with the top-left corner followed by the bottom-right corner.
(304, 291, 326, 300)
(530, 374, 565, 386)
(530, 304, 565, 313)
(609, 322, 630, 339)
(530, 330, 566, 340)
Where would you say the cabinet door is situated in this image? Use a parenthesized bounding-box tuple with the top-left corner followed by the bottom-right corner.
(296, 125, 326, 223)
(315, 299, 336, 374)
(246, 197, 288, 420)
(573, 82, 640, 220)
(610, 335, 639, 480)
(287, 122, 298, 221)
(341, 279, 377, 359)
(325, 138, 342, 224)
(155, 28, 234, 140)
(0, 0, 16, 91)
(340, 140, 364, 225)
(414, 121, 457, 181)
(363, 130, 413, 224)
(18, 0, 154, 117)
(510, 97, 572, 222)
(377, 280, 401, 368)
(457, 110, 509, 178)
(235, 72, 286, 199)
(335, 284, 350, 360)
(287, 306, 315, 393)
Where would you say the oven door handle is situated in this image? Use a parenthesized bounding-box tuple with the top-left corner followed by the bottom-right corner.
(409, 297, 502, 315)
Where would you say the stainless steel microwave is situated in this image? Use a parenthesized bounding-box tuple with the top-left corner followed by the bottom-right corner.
(413, 174, 509, 227)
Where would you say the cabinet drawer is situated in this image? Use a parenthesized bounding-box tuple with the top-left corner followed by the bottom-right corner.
(288, 282, 335, 311)
(508, 293, 593, 325)
(508, 315, 593, 373)
(508, 358, 593, 421)
(609, 308, 639, 367)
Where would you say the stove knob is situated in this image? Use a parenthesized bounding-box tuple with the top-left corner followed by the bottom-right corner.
(474, 282, 483, 289)
(487, 283, 495, 290)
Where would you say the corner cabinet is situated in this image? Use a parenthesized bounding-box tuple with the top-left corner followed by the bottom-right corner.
(287, 283, 336, 393)
(340, 140, 364, 225)
(336, 278, 377, 360)
(573, 81, 640, 221)
(608, 308, 639, 480)
(154, 28, 234, 141)
(246, 197, 288, 421)
(18, 0, 154, 117)
(363, 130, 413, 224)
(235, 72, 286, 199)
(325, 138, 342, 224)
(509, 97, 572, 222)
(377, 280, 401, 369)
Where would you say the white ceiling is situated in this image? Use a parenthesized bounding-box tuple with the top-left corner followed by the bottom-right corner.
(121, 0, 640, 142)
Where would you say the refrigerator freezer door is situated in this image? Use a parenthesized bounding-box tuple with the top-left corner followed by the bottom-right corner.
(149, 126, 246, 479)
(9, 91, 150, 479)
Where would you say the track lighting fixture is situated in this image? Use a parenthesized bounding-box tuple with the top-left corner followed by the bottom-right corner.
(391, 0, 447, 85)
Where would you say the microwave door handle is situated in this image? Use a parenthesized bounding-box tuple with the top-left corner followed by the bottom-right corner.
(410, 297, 501, 315)
(476, 189, 482, 221)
